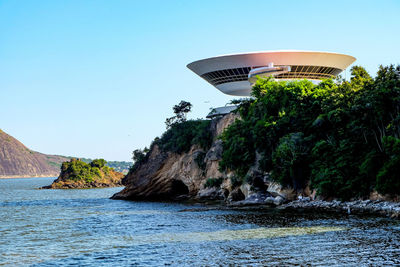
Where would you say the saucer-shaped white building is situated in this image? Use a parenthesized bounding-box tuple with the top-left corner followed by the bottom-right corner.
(187, 51, 356, 96)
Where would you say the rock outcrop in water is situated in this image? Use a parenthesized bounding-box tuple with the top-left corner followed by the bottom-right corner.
(0, 129, 69, 178)
(43, 158, 124, 189)
(112, 113, 292, 203)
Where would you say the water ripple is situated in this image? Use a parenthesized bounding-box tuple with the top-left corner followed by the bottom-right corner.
(1, 177, 400, 266)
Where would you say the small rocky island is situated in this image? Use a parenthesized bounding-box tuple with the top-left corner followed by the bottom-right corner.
(42, 158, 124, 189)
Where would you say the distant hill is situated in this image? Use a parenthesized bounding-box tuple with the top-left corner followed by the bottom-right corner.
(0, 129, 132, 178)
(102, 161, 132, 174)
(0, 129, 68, 178)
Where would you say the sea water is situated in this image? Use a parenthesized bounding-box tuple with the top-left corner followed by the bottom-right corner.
(1, 177, 399, 266)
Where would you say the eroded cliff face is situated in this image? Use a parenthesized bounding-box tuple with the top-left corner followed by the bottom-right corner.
(112, 113, 237, 200)
(111, 112, 295, 203)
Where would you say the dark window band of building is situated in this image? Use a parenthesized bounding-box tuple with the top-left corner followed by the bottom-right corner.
(200, 65, 342, 86)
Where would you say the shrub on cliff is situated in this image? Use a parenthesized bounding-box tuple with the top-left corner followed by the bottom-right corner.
(126, 147, 150, 175)
(157, 119, 212, 154)
(159, 100, 212, 153)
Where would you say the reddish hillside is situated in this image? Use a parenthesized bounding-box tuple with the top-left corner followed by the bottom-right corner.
(0, 129, 68, 178)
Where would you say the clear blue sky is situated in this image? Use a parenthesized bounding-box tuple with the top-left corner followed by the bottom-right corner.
(1, 0, 399, 161)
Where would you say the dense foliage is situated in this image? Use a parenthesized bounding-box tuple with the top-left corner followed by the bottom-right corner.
(220, 65, 400, 199)
(158, 100, 212, 153)
(59, 157, 132, 173)
(157, 120, 212, 154)
(61, 158, 112, 183)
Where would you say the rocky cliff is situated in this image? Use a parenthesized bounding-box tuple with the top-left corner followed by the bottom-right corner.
(0, 129, 68, 178)
(111, 114, 234, 200)
(112, 113, 294, 204)
(110, 112, 400, 219)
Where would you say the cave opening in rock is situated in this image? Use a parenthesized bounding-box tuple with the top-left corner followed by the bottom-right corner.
(170, 179, 189, 197)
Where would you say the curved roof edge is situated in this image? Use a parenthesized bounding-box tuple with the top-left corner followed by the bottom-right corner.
(188, 50, 355, 64)
(187, 51, 356, 75)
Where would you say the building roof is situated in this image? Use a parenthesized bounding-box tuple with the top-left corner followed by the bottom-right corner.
(187, 51, 356, 96)
(206, 105, 237, 119)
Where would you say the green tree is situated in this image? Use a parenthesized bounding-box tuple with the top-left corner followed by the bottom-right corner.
(132, 148, 149, 164)
(375, 137, 400, 195)
(272, 132, 310, 190)
(350, 65, 373, 90)
(90, 158, 106, 168)
(165, 100, 193, 129)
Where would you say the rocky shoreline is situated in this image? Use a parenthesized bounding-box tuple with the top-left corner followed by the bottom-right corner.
(226, 195, 400, 218)
(41, 180, 123, 189)
(278, 198, 400, 218)
(187, 185, 400, 218)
